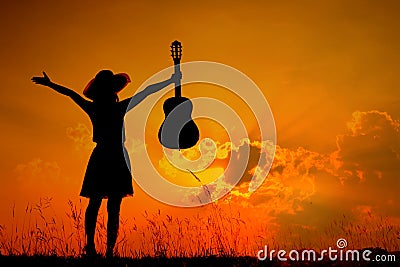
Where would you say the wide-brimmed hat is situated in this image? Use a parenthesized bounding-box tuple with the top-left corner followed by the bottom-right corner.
(83, 70, 130, 100)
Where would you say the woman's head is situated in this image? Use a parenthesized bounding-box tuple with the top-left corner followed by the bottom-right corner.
(83, 70, 130, 102)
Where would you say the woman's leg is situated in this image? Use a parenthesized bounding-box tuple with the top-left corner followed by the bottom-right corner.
(84, 197, 102, 254)
(106, 195, 123, 257)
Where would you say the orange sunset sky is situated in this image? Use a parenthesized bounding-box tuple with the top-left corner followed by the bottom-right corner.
(0, 0, 400, 252)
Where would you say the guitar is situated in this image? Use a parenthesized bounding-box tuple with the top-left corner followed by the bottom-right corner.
(158, 40, 199, 149)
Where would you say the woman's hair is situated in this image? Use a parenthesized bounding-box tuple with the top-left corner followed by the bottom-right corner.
(83, 70, 130, 101)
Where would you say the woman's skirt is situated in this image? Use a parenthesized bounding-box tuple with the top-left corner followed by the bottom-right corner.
(80, 143, 133, 199)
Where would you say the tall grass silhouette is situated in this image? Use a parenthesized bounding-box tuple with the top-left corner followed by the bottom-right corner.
(0, 190, 399, 260)
(0, 196, 249, 258)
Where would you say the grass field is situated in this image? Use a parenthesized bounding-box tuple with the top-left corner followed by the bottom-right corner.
(0, 197, 399, 266)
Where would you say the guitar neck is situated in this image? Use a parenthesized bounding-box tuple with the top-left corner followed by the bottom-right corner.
(171, 40, 183, 98)
(174, 61, 181, 98)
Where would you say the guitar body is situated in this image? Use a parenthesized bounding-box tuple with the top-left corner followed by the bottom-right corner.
(158, 96, 199, 149)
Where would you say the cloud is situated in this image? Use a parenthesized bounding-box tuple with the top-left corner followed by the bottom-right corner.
(334, 110, 400, 182)
(177, 175, 232, 205)
(230, 145, 319, 215)
(66, 123, 95, 151)
(225, 110, 400, 240)
(194, 138, 276, 188)
(329, 110, 400, 217)
(14, 158, 63, 192)
(160, 138, 218, 173)
(125, 137, 146, 155)
(151, 109, 400, 237)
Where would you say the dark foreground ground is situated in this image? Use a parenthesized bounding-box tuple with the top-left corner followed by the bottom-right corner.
(0, 250, 399, 267)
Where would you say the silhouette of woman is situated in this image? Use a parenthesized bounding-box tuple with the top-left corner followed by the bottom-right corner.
(31, 70, 181, 258)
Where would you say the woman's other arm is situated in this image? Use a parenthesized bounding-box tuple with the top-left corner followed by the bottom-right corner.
(32, 72, 91, 113)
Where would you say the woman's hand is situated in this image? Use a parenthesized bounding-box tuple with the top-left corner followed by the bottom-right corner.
(31, 72, 52, 86)
(170, 71, 182, 84)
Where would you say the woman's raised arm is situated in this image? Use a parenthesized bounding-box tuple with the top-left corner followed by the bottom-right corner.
(32, 72, 91, 113)
(121, 71, 182, 112)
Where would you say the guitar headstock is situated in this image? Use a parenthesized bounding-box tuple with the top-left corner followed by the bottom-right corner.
(171, 40, 182, 64)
